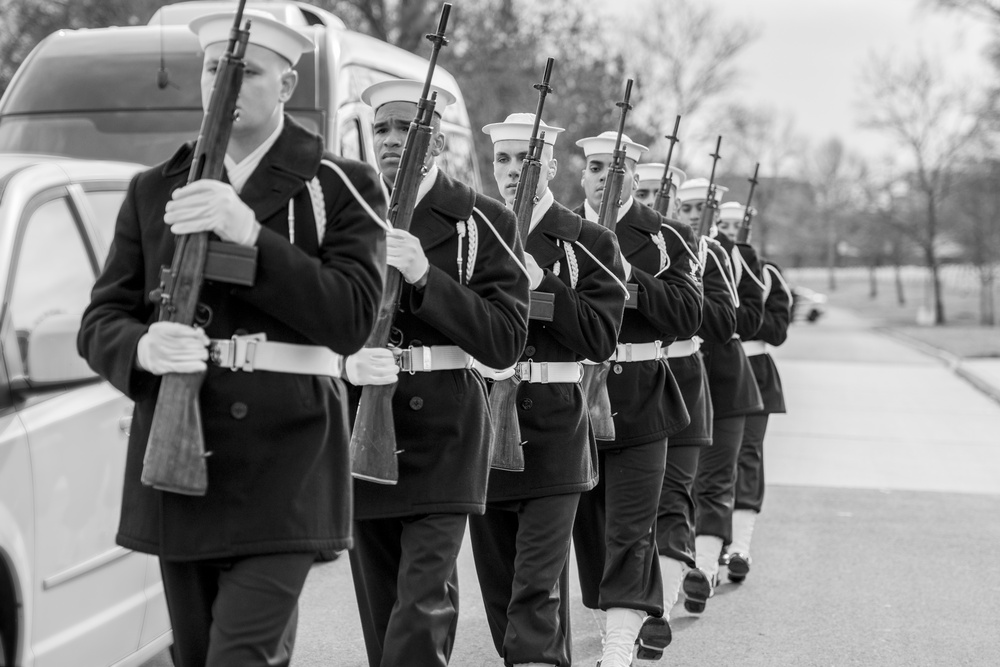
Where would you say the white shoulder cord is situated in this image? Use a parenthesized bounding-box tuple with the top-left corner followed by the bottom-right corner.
(456, 221, 466, 284)
(763, 263, 773, 300)
(662, 223, 703, 266)
(765, 263, 793, 303)
(571, 239, 631, 300)
(472, 206, 528, 281)
(651, 230, 669, 276)
(305, 176, 325, 241)
(287, 199, 295, 245)
(732, 245, 767, 291)
(708, 247, 740, 308)
(454, 218, 480, 284)
(321, 159, 392, 234)
(698, 237, 709, 278)
(563, 241, 579, 288)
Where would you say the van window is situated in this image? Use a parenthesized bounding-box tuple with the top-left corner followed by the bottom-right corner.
(438, 132, 479, 193)
(9, 197, 94, 368)
(340, 118, 363, 162)
(82, 191, 128, 265)
(0, 28, 322, 166)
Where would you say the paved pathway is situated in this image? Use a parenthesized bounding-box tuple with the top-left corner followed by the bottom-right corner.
(145, 307, 1000, 666)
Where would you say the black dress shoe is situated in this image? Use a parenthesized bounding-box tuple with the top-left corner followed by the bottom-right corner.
(727, 553, 751, 583)
(682, 568, 714, 613)
(635, 615, 672, 660)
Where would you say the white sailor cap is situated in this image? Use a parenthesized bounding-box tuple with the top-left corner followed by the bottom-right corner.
(482, 113, 565, 146)
(676, 177, 728, 203)
(360, 79, 457, 114)
(576, 131, 648, 162)
(190, 10, 314, 67)
(719, 201, 749, 222)
(635, 163, 686, 186)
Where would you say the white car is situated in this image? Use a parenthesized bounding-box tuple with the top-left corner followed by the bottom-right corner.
(0, 155, 171, 667)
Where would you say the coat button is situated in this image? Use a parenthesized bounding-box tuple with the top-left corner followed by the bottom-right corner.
(520, 398, 533, 410)
(230, 402, 248, 419)
(234, 328, 248, 336)
(613, 364, 623, 374)
(410, 339, 422, 347)
(524, 345, 536, 357)
(409, 397, 424, 410)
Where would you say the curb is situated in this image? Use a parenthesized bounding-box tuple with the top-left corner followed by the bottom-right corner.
(877, 327, 1000, 407)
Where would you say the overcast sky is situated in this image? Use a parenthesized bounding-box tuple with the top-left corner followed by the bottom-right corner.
(711, 0, 994, 161)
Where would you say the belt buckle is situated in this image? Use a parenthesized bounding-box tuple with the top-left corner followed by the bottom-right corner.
(653, 340, 662, 358)
(397, 347, 413, 374)
(624, 343, 634, 363)
(230, 333, 266, 372)
(516, 361, 530, 382)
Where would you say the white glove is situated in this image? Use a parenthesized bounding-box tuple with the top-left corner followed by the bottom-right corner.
(386, 229, 430, 285)
(620, 252, 632, 280)
(345, 347, 399, 386)
(136, 322, 209, 375)
(525, 252, 544, 290)
(163, 180, 260, 246)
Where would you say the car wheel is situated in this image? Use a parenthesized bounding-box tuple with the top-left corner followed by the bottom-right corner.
(807, 309, 820, 323)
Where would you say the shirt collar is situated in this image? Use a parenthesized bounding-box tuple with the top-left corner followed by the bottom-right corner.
(380, 162, 439, 206)
(224, 115, 285, 194)
(526, 188, 554, 234)
(583, 196, 634, 224)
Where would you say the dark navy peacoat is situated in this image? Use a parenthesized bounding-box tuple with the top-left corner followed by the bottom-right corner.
(78, 117, 386, 561)
(487, 201, 626, 501)
(351, 169, 530, 519)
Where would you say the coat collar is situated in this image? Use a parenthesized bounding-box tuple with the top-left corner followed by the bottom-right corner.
(618, 200, 662, 234)
(162, 115, 323, 222)
(409, 168, 476, 251)
(528, 201, 583, 268)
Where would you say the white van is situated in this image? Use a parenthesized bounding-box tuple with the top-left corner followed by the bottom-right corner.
(0, 0, 481, 188)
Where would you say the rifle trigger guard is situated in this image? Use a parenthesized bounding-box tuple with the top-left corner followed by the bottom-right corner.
(194, 303, 213, 328)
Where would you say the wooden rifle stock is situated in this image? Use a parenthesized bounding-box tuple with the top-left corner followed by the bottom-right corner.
(350, 4, 451, 485)
(736, 162, 760, 244)
(141, 2, 250, 496)
(587, 79, 633, 441)
(488, 57, 555, 472)
(697, 136, 723, 239)
(653, 115, 682, 217)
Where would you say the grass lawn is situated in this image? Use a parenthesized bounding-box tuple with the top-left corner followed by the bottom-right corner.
(786, 265, 1000, 359)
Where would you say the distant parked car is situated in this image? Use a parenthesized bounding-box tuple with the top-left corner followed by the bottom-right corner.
(792, 286, 827, 323)
(0, 154, 171, 667)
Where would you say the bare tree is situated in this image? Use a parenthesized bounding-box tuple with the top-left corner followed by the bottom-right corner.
(858, 51, 985, 324)
(309, 0, 439, 52)
(716, 103, 807, 256)
(808, 137, 853, 291)
(950, 160, 1000, 324)
(612, 0, 758, 165)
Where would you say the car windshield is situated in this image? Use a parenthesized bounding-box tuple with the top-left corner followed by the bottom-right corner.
(0, 110, 323, 166)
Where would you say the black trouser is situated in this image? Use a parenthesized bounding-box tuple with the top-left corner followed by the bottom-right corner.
(735, 414, 769, 512)
(693, 415, 746, 541)
(349, 513, 467, 667)
(573, 439, 666, 615)
(655, 443, 701, 568)
(469, 493, 579, 667)
(160, 552, 315, 667)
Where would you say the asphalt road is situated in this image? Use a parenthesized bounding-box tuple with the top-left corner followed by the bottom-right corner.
(145, 307, 1000, 666)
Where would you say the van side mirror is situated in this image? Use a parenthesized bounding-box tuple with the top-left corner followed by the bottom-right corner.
(17, 311, 98, 387)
